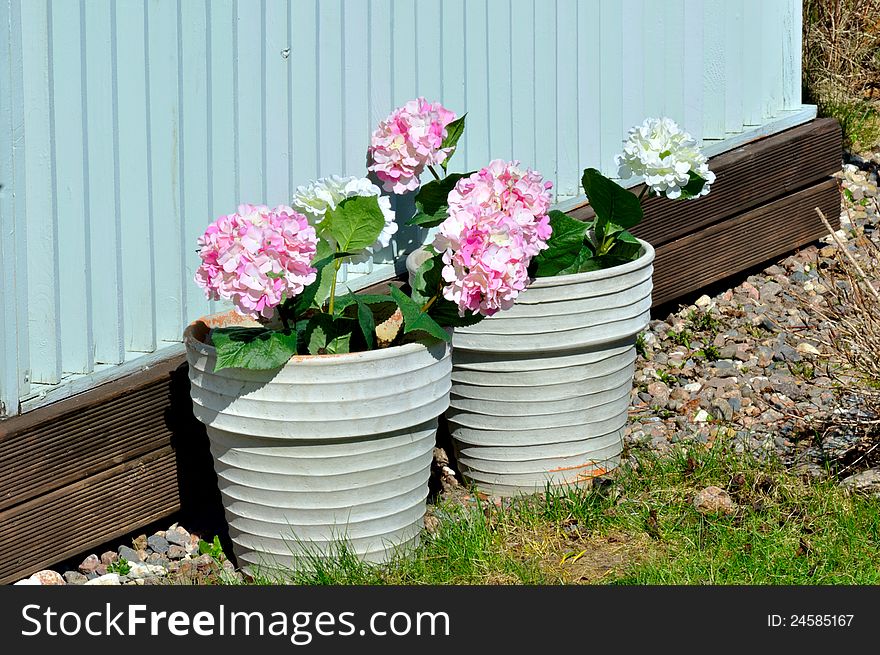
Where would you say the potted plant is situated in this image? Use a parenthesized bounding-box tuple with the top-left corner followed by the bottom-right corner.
(407, 117, 716, 496)
(183, 98, 552, 574)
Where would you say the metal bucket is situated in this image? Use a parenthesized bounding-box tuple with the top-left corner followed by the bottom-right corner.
(410, 240, 654, 496)
(183, 311, 451, 574)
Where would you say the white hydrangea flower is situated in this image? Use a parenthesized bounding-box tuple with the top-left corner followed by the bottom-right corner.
(292, 175, 398, 263)
(615, 117, 716, 200)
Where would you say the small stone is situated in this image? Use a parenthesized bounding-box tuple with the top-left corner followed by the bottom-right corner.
(840, 468, 880, 497)
(773, 344, 801, 362)
(118, 545, 143, 562)
(167, 545, 188, 560)
(147, 553, 171, 568)
(63, 571, 88, 585)
(147, 535, 169, 554)
(100, 551, 118, 566)
(132, 534, 149, 551)
(29, 570, 65, 585)
(127, 561, 167, 579)
(796, 342, 821, 356)
(693, 486, 738, 515)
(165, 527, 192, 547)
(711, 398, 735, 422)
(683, 382, 702, 393)
(694, 409, 711, 423)
(78, 553, 101, 574)
(13, 578, 41, 586)
(695, 294, 712, 308)
(85, 573, 121, 586)
(424, 514, 441, 535)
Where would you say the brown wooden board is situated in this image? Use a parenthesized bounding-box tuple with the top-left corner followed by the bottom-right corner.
(568, 118, 842, 247)
(0, 447, 181, 584)
(651, 177, 841, 306)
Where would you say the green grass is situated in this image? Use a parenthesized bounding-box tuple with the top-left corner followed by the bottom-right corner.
(239, 443, 880, 585)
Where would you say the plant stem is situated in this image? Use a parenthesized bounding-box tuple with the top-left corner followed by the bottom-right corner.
(420, 293, 439, 313)
(327, 257, 343, 315)
(638, 185, 649, 202)
(428, 165, 441, 181)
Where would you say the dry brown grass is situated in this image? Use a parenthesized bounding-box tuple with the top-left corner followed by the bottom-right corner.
(803, 0, 880, 147)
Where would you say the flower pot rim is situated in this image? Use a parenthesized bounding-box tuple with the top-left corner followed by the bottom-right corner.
(529, 237, 655, 287)
(183, 309, 449, 367)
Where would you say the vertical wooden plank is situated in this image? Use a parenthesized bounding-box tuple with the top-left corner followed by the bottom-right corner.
(290, 0, 318, 189)
(598, 0, 622, 175)
(0, 0, 28, 412)
(209, 0, 236, 216)
(391, 0, 416, 105)
(414, 1, 442, 101)
(180, 0, 211, 323)
(20, 0, 61, 382)
(702, 0, 726, 140)
(264, 0, 289, 204)
(682, 0, 703, 143)
(741, 0, 763, 125)
(555, 0, 578, 197)
(317, 0, 343, 178)
(487, 0, 512, 162)
(577, 0, 600, 186)
(723, 0, 744, 133)
(146, 0, 183, 343)
(619, 0, 644, 142)
(661, 0, 685, 124)
(440, 0, 466, 153)
(641, 0, 666, 121)
(464, 0, 489, 170)
(51, 0, 93, 373)
(235, 0, 264, 201)
(782, 0, 802, 110)
(533, 0, 556, 183)
(84, 0, 124, 364)
(511, 0, 535, 170)
(343, 0, 369, 178)
(116, 0, 156, 353)
(369, 0, 392, 124)
(762, 0, 783, 119)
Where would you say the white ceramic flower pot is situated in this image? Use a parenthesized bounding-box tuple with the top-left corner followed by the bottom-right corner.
(407, 240, 654, 497)
(183, 311, 451, 574)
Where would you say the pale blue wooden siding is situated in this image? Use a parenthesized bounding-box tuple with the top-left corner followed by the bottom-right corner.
(1, 0, 808, 415)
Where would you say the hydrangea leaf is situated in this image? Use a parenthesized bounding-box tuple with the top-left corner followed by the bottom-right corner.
(294, 241, 350, 314)
(533, 210, 589, 277)
(411, 250, 444, 306)
(304, 313, 355, 355)
(408, 172, 472, 228)
(678, 171, 710, 200)
(343, 291, 376, 351)
(440, 114, 467, 172)
(321, 195, 386, 253)
(581, 168, 643, 231)
(557, 245, 596, 276)
(389, 286, 451, 342)
(609, 229, 643, 261)
(210, 327, 299, 371)
(427, 297, 484, 328)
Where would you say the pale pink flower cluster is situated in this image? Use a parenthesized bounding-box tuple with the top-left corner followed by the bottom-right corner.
(432, 160, 553, 317)
(368, 98, 456, 194)
(194, 204, 318, 320)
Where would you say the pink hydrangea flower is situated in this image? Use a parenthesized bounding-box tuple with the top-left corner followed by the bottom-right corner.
(368, 98, 456, 194)
(194, 204, 318, 320)
(432, 160, 553, 316)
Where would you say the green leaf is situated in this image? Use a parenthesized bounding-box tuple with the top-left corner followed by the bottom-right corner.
(345, 291, 376, 350)
(295, 240, 336, 313)
(304, 313, 354, 355)
(533, 210, 589, 277)
(320, 195, 386, 253)
(410, 250, 443, 306)
(439, 113, 467, 171)
(581, 168, 643, 231)
(557, 245, 596, 275)
(389, 286, 451, 342)
(408, 172, 472, 228)
(609, 229, 643, 261)
(210, 327, 299, 371)
(678, 171, 710, 200)
(428, 297, 484, 328)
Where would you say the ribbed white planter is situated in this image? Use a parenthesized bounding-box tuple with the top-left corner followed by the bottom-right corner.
(183, 311, 451, 574)
(408, 240, 653, 497)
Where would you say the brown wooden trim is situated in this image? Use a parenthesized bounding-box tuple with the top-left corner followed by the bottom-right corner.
(568, 118, 842, 247)
(651, 177, 841, 306)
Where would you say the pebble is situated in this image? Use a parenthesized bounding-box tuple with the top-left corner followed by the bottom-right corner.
(840, 468, 880, 497)
(118, 545, 143, 562)
(29, 570, 65, 585)
(147, 535, 170, 554)
(64, 571, 88, 585)
(693, 486, 738, 515)
(85, 573, 121, 586)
